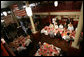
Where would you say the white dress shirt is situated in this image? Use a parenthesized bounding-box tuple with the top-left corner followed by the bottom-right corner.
(59, 25, 63, 29)
(68, 26, 74, 31)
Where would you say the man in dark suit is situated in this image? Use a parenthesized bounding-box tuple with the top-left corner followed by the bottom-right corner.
(66, 18, 70, 26)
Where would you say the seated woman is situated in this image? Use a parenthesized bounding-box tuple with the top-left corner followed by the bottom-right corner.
(49, 23, 54, 29)
(68, 22, 74, 31)
(59, 24, 63, 29)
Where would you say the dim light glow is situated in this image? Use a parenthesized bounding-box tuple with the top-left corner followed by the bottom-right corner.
(3, 11, 7, 16)
(54, 1, 58, 7)
(25, 6, 32, 16)
(1, 20, 4, 23)
(7, 11, 11, 14)
(1, 13, 3, 16)
(1, 38, 6, 44)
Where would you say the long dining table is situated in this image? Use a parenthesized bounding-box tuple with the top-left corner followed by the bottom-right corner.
(41, 26, 75, 40)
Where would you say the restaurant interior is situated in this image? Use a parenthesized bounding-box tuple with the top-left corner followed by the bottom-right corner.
(1, 1, 83, 56)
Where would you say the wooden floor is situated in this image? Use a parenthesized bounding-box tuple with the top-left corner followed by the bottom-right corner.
(21, 33, 82, 56)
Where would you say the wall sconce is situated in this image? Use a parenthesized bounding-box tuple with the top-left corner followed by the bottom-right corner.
(54, 1, 58, 7)
(1, 13, 3, 16)
(1, 20, 4, 23)
(1, 38, 6, 44)
(3, 11, 7, 16)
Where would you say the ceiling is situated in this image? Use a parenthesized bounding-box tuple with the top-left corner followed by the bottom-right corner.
(1, 1, 82, 11)
(1, 1, 55, 9)
(1, 1, 18, 8)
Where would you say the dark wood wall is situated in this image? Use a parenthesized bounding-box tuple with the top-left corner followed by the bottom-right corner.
(32, 1, 82, 13)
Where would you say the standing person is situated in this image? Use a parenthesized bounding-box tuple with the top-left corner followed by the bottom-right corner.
(56, 18, 59, 25)
(49, 30, 54, 38)
(37, 21, 41, 31)
(52, 18, 56, 25)
(70, 18, 74, 24)
(66, 17, 70, 26)
(27, 23, 32, 35)
(20, 21, 27, 35)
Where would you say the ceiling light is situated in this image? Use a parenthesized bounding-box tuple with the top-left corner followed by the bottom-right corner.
(1, 13, 3, 16)
(54, 1, 58, 7)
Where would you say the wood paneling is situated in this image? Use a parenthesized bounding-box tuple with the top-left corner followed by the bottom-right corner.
(32, 1, 82, 13)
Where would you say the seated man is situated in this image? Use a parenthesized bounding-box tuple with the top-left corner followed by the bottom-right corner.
(24, 37, 32, 47)
(59, 24, 63, 29)
(54, 22, 58, 29)
(52, 18, 56, 24)
(68, 22, 74, 31)
(17, 44, 27, 52)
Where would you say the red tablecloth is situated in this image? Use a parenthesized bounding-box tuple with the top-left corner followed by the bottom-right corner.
(35, 43, 61, 56)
